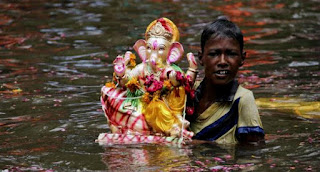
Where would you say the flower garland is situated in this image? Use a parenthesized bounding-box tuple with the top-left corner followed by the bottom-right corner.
(129, 53, 136, 67)
(140, 70, 196, 115)
(105, 81, 116, 88)
(142, 74, 172, 103)
(105, 54, 196, 116)
(123, 77, 143, 110)
(175, 71, 195, 115)
(125, 77, 140, 92)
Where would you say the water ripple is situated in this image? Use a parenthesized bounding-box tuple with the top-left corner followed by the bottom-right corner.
(52, 52, 106, 61)
(288, 61, 319, 67)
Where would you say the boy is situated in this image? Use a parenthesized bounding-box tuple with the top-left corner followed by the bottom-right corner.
(187, 17, 265, 145)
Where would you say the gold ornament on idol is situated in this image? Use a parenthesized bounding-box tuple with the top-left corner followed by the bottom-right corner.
(145, 18, 180, 43)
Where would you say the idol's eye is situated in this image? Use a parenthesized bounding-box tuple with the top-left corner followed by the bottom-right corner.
(159, 45, 165, 51)
(147, 46, 151, 50)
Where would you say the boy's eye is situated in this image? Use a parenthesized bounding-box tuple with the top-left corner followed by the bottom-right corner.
(208, 52, 218, 57)
(226, 50, 239, 57)
(228, 53, 237, 56)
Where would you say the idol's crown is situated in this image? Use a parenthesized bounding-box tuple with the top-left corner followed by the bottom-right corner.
(146, 21, 173, 41)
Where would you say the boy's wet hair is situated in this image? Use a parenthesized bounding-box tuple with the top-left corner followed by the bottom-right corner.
(200, 16, 244, 55)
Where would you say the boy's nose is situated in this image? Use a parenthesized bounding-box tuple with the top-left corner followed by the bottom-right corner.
(217, 54, 228, 68)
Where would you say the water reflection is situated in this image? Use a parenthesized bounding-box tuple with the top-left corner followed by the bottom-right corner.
(101, 144, 191, 171)
(101, 142, 282, 171)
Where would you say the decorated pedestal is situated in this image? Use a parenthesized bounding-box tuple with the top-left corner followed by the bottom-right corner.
(97, 18, 198, 145)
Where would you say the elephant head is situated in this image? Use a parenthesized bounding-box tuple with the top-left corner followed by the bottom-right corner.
(133, 38, 184, 71)
(132, 18, 184, 72)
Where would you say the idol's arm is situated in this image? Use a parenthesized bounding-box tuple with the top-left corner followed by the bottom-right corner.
(113, 51, 144, 87)
(185, 53, 198, 84)
(167, 53, 198, 86)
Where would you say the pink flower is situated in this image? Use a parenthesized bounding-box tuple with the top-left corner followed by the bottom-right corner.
(224, 154, 232, 160)
(145, 79, 163, 93)
(186, 106, 194, 115)
(144, 74, 155, 86)
(195, 160, 206, 167)
(213, 157, 224, 162)
(185, 83, 191, 93)
(186, 74, 191, 81)
(189, 90, 195, 99)
(176, 71, 183, 81)
(153, 80, 163, 91)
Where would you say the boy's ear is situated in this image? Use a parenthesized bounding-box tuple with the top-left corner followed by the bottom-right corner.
(240, 51, 246, 66)
(198, 51, 204, 66)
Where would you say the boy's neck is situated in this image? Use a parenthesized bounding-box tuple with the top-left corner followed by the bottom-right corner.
(203, 79, 237, 102)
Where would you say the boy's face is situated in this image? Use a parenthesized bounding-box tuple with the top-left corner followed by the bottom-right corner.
(200, 36, 245, 86)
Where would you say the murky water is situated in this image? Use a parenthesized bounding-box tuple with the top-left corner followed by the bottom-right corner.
(1, 0, 319, 171)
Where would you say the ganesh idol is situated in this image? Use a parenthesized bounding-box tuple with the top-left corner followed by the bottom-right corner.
(100, 18, 198, 143)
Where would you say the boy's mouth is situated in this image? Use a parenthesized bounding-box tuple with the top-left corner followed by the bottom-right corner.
(215, 70, 230, 77)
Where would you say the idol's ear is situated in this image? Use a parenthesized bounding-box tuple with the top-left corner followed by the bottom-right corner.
(133, 39, 147, 62)
(167, 42, 184, 64)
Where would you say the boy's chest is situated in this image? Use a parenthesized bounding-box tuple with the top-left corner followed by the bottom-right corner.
(196, 97, 216, 115)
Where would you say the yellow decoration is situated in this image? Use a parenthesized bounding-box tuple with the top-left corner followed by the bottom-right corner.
(144, 86, 186, 135)
(142, 92, 151, 103)
(163, 80, 172, 90)
(166, 87, 186, 116)
(105, 82, 116, 88)
(125, 77, 140, 92)
(129, 53, 136, 67)
(112, 72, 117, 82)
(145, 17, 180, 43)
(12, 89, 22, 93)
(153, 90, 161, 100)
(256, 97, 320, 119)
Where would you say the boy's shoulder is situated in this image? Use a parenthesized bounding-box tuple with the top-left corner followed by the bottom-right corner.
(234, 85, 255, 101)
